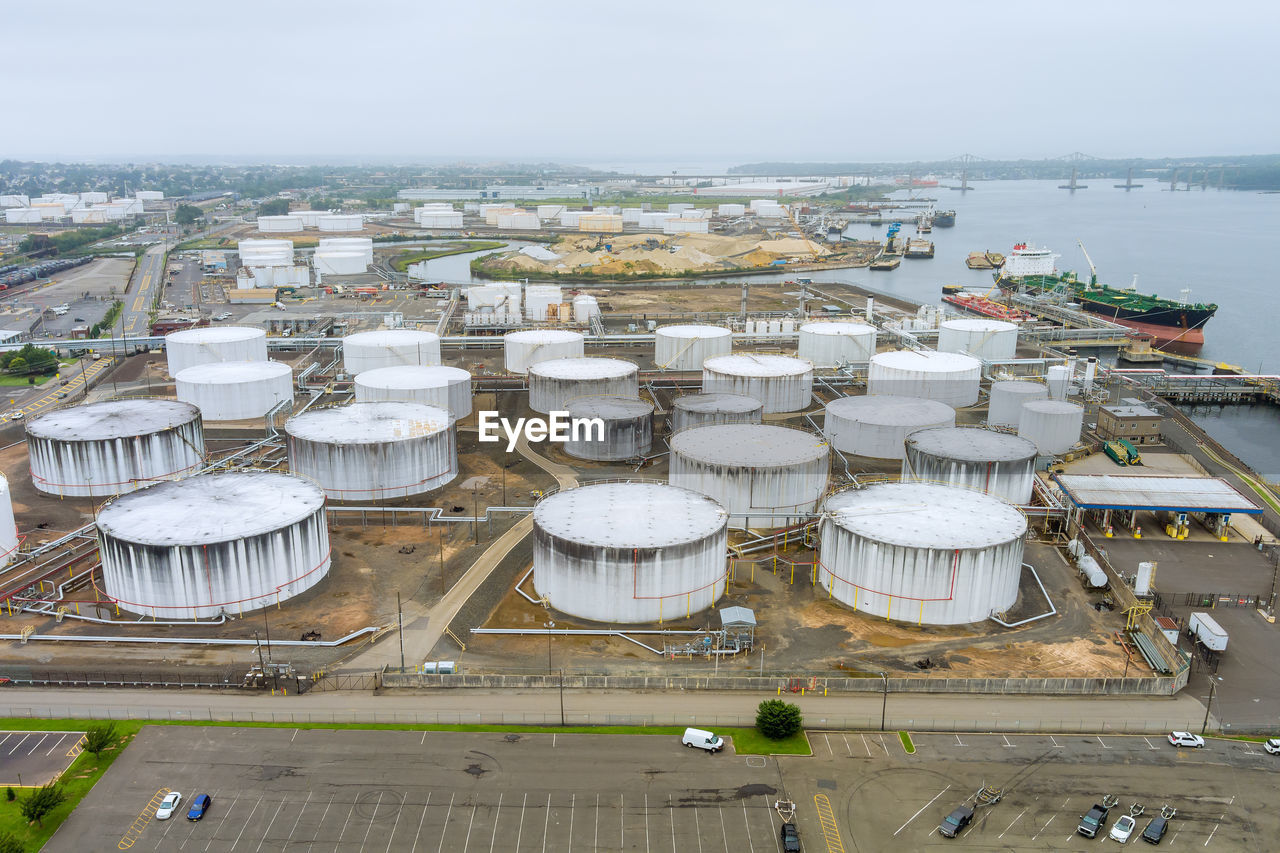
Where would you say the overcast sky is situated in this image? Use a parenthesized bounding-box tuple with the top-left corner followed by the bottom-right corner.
(7, 0, 1278, 167)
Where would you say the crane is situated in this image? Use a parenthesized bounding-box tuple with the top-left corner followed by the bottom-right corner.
(783, 203, 823, 259)
(1076, 240, 1098, 286)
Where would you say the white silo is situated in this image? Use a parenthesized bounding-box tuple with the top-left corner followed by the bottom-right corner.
(96, 472, 330, 619)
(669, 424, 828, 528)
(317, 214, 363, 232)
(671, 393, 764, 432)
(176, 361, 294, 421)
(1017, 400, 1084, 455)
(868, 350, 982, 407)
(285, 402, 456, 501)
(528, 358, 639, 414)
(25, 400, 204, 498)
(987, 380, 1049, 427)
(654, 324, 733, 371)
(701, 354, 814, 414)
(902, 427, 1038, 505)
(165, 326, 268, 377)
(823, 395, 956, 460)
(0, 475, 19, 570)
(258, 214, 303, 232)
(563, 396, 653, 461)
(503, 329, 585, 374)
(572, 294, 600, 323)
(342, 330, 441, 375)
(798, 322, 878, 366)
(819, 483, 1027, 626)
(1046, 365, 1072, 400)
(938, 318, 1019, 361)
(353, 365, 473, 418)
(532, 482, 729, 623)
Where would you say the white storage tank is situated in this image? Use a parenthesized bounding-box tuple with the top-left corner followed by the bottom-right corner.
(532, 481, 729, 623)
(503, 329, 585, 375)
(528, 358, 639, 414)
(524, 285, 564, 321)
(26, 400, 205, 498)
(819, 483, 1027, 625)
(96, 472, 330, 619)
(572, 294, 600, 323)
(938, 318, 1019, 361)
(563, 396, 653, 461)
(823, 395, 956, 460)
(237, 239, 294, 267)
(342, 330, 441, 375)
(671, 393, 764, 433)
(902, 427, 1038, 505)
(5, 208, 42, 224)
(293, 209, 326, 227)
(669, 423, 828, 528)
(1017, 400, 1084, 455)
(164, 326, 268, 377)
(868, 350, 982, 407)
(1047, 365, 1072, 400)
(0, 475, 16, 570)
(701, 354, 813, 414)
(353, 365, 473, 418)
(176, 361, 294, 421)
(717, 203, 746, 216)
(285, 402, 456, 502)
(317, 214, 362, 232)
(258, 214, 303, 232)
(798, 321, 877, 366)
(497, 211, 540, 230)
(987, 380, 1049, 427)
(654, 324, 732, 371)
(313, 250, 368, 276)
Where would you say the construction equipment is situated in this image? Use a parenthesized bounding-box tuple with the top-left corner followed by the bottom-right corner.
(1104, 438, 1142, 466)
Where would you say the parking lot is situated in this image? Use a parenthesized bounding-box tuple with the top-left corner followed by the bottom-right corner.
(0, 730, 84, 786)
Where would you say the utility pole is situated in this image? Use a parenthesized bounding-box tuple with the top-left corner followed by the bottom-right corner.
(439, 528, 446, 598)
(559, 667, 566, 727)
(397, 590, 405, 670)
(545, 620, 555, 675)
(880, 672, 889, 732)
(263, 611, 278, 692)
(254, 630, 267, 675)
(1201, 678, 1218, 735)
(473, 489, 479, 545)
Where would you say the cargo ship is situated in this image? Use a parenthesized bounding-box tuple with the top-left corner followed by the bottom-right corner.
(905, 238, 934, 258)
(933, 209, 956, 227)
(995, 243, 1217, 346)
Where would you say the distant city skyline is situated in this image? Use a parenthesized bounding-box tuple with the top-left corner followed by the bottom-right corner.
(8, 1, 1278, 163)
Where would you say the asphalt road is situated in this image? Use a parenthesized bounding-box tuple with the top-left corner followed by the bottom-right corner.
(123, 243, 168, 336)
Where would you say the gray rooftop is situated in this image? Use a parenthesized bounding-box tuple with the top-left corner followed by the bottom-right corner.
(1052, 474, 1262, 513)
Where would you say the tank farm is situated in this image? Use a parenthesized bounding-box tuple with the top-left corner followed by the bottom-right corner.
(0, 281, 1203, 694)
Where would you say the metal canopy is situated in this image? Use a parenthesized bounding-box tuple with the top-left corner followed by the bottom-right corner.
(719, 606, 757, 628)
(1052, 474, 1262, 514)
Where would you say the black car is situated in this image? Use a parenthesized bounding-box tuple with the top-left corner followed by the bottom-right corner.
(1141, 816, 1168, 843)
(780, 821, 801, 852)
(938, 805, 975, 838)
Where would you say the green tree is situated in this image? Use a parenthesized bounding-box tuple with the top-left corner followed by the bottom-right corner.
(0, 830, 23, 853)
(4, 786, 13, 801)
(755, 699, 803, 740)
(174, 204, 203, 225)
(84, 722, 117, 755)
(18, 782, 65, 826)
(6, 357, 27, 374)
(257, 198, 291, 217)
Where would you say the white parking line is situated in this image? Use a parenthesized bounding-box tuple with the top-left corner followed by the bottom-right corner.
(229, 799, 262, 851)
(954, 734, 965, 747)
(26, 733, 48, 755)
(877, 734, 889, 755)
(670, 795, 678, 853)
(593, 794, 598, 852)
(893, 785, 951, 836)
(764, 795, 783, 853)
(1031, 813, 1055, 840)
(421, 730, 428, 745)
(824, 734, 833, 756)
(543, 793, 552, 853)
(45, 733, 69, 756)
(619, 793, 624, 850)
(742, 799, 756, 853)
(1205, 823, 1219, 846)
(643, 793, 648, 853)
(207, 795, 240, 852)
(362, 792, 385, 851)
(8, 734, 29, 754)
(998, 808, 1026, 838)
(308, 794, 334, 852)
(718, 804, 729, 852)
(842, 734, 853, 756)
(286, 791, 313, 849)
(1144, 737, 1160, 750)
(694, 806, 703, 853)
(861, 734, 873, 756)
(461, 800, 477, 853)
(489, 792, 503, 853)
(254, 793, 288, 852)
(1002, 735, 1015, 748)
(290, 728, 299, 743)
(1049, 735, 1063, 748)
(513, 793, 525, 853)
(1098, 736, 1112, 749)
(436, 793, 455, 853)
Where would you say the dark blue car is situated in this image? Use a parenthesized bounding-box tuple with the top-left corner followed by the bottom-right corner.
(187, 794, 212, 821)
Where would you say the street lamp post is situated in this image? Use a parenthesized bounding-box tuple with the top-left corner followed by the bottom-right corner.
(1201, 677, 1219, 735)
(879, 672, 889, 732)
(545, 620, 555, 675)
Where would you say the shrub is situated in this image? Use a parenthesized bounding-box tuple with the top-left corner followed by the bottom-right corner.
(755, 699, 803, 740)
(84, 722, 117, 755)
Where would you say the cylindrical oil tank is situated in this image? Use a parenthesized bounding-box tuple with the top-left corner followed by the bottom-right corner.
(237, 238, 293, 267)
(701, 354, 814, 414)
(503, 329, 585, 375)
(819, 483, 1027, 625)
(671, 393, 763, 433)
(341, 330, 441, 375)
(176, 361, 294, 421)
(25, 399, 205, 498)
(532, 481, 729, 623)
(868, 350, 982, 407)
(0, 475, 18, 570)
(353, 365, 472, 418)
(165, 326, 268, 377)
(563, 396, 653, 461)
(285, 402, 456, 501)
(1017, 400, 1084, 455)
(1046, 365, 1071, 400)
(669, 424, 828, 528)
(96, 472, 330, 619)
(823, 395, 955, 459)
(797, 321, 878, 366)
(317, 214, 362, 232)
(528, 357, 639, 414)
(987, 380, 1049, 427)
(902, 427, 1037, 505)
(653, 324, 732, 370)
(937, 318, 1019, 361)
(257, 214, 303, 232)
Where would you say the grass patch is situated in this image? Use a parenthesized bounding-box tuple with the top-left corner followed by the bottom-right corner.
(391, 241, 505, 271)
(899, 731, 915, 753)
(0, 721, 141, 851)
(723, 728, 812, 756)
(0, 373, 55, 387)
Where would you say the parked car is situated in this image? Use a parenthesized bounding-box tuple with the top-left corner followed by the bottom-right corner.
(937, 805, 974, 838)
(779, 821, 801, 852)
(1167, 731, 1205, 748)
(5, 411, 23, 420)
(1264, 738, 1280, 755)
(1110, 814, 1137, 842)
(1141, 816, 1169, 843)
(681, 727, 724, 753)
(187, 793, 211, 821)
(156, 792, 183, 820)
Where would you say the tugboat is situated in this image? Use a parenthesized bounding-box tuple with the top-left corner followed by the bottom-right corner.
(996, 242, 1217, 346)
(933, 209, 956, 227)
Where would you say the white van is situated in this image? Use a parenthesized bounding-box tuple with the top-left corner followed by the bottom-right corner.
(681, 727, 724, 753)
